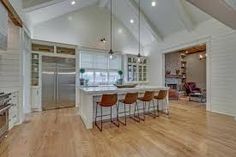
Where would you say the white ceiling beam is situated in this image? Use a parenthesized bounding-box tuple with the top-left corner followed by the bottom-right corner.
(187, 0, 236, 30)
(128, 0, 163, 42)
(23, 0, 66, 12)
(98, 0, 109, 8)
(173, 0, 195, 31)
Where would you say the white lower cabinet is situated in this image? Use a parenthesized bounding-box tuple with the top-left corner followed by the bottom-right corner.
(31, 87, 42, 111)
(8, 104, 17, 130)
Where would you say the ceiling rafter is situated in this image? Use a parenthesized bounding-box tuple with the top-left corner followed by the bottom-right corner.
(23, 0, 65, 12)
(173, 0, 195, 31)
(128, 0, 163, 42)
(98, 0, 109, 8)
(187, 0, 236, 30)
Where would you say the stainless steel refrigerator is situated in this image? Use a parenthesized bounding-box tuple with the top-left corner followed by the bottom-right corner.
(42, 56, 75, 110)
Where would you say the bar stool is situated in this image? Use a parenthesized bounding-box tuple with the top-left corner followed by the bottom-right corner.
(138, 91, 158, 120)
(118, 93, 140, 125)
(95, 94, 119, 131)
(154, 90, 169, 115)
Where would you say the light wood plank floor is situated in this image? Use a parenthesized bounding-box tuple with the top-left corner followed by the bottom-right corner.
(1, 100, 236, 157)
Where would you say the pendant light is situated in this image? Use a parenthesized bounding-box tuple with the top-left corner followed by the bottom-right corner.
(109, 0, 114, 59)
(137, 0, 142, 63)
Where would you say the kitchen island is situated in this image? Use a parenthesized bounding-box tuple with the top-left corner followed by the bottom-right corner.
(79, 86, 169, 129)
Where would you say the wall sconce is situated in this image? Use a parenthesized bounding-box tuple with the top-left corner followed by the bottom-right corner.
(199, 53, 207, 60)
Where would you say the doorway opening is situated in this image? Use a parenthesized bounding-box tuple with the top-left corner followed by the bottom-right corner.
(164, 44, 207, 104)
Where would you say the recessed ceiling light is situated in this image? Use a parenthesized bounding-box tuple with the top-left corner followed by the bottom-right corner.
(68, 16, 73, 21)
(118, 28, 123, 34)
(71, 1, 76, 5)
(130, 19, 134, 24)
(151, 1, 156, 7)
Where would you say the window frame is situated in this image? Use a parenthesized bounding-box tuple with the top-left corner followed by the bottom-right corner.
(80, 51, 122, 85)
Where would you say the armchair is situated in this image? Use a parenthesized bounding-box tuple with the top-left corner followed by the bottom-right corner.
(184, 82, 201, 95)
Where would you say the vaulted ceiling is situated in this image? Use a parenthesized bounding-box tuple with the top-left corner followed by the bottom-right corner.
(22, 0, 212, 53)
(187, 0, 236, 29)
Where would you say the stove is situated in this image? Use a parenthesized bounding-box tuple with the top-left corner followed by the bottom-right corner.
(0, 93, 12, 141)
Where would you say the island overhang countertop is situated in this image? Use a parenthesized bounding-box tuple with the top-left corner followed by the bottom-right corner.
(79, 85, 169, 95)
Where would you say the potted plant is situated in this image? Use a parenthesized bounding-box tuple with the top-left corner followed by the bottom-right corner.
(117, 70, 123, 85)
(80, 68, 85, 86)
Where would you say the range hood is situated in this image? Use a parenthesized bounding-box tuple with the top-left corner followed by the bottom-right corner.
(187, 0, 236, 30)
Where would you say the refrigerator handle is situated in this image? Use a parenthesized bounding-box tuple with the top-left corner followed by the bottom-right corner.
(54, 70, 56, 103)
(56, 64, 59, 106)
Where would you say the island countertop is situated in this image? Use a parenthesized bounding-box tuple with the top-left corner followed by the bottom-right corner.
(79, 85, 169, 95)
(78, 85, 169, 129)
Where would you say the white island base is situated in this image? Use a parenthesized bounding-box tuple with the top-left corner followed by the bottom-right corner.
(79, 86, 169, 129)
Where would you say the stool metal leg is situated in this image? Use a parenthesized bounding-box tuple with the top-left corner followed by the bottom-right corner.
(130, 101, 141, 123)
(95, 104, 103, 132)
(154, 100, 159, 117)
(146, 100, 157, 118)
(110, 104, 119, 127)
(118, 102, 127, 126)
(136, 102, 141, 122)
(140, 101, 145, 121)
(110, 106, 112, 122)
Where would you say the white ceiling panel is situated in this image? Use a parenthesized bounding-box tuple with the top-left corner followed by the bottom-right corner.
(26, 0, 97, 25)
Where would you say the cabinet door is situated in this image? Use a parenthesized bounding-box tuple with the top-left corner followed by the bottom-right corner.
(31, 87, 41, 111)
(128, 65, 132, 81)
(139, 65, 143, 81)
(143, 66, 147, 81)
(133, 65, 137, 81)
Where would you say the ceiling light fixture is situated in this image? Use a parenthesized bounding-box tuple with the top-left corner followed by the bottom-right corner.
(118, 28, 123, 34)
(100, 38, 106, 43)
(68, 16, 73, 21)
(108, 0, 114, 60)
(71, 0, 76, 5)
(151, 1, 156, 7)
(130, 19, 134, 24)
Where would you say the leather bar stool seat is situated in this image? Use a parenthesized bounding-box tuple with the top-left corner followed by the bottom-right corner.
(138, 91, 158, 120)
(118, 93, 139, 125)
(95, 94, 119, 131)
(154, 90, 169, 115)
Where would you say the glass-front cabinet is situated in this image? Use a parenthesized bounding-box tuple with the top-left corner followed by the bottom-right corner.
(126, 55, 148, 83)
(31, 53, 39, 86)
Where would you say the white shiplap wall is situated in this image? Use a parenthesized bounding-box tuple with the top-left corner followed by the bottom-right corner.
(210, 32, 236, 116)
(0, 21, 22, 88)
(149, 19, 236, 118)
(0, 21, 24, 125)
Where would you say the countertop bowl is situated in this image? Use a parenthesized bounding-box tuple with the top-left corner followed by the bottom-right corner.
(114, 84, 137, 88)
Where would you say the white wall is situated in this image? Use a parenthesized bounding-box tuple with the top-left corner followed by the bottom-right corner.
(149, 19, 236, 117)
(186, 53, 206, 89)
(209, 32, 236, 116)
(148, 46, 163, 86)
(0, 21, 24, 124)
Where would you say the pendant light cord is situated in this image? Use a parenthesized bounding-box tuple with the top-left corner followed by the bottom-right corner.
(138, 0, 140, 55)
(110, 0, 113, 51)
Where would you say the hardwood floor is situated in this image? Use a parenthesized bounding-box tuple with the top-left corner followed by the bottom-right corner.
(1, 100, 236, 157)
